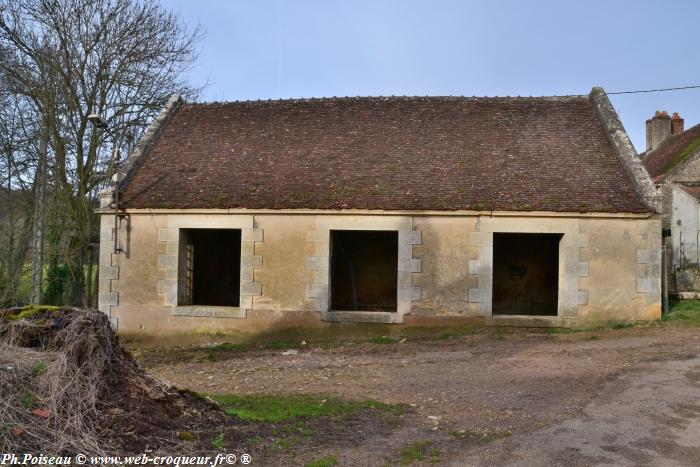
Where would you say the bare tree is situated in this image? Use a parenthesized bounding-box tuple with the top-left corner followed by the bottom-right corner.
(0, 0, 202, 306)
(0, 89, 38, 305)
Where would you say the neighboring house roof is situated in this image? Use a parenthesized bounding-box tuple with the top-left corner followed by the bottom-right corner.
(119, 95, 652, 213)
(679, 184, 700, 201)
(642, 123, 700, 180)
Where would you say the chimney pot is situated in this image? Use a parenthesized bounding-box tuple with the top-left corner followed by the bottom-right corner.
(671, 112, 684, 135)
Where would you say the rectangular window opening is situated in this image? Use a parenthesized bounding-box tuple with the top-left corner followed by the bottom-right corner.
(330, 230, 398, 312)
(178, 229, 241, 307)
(492, 233, 562, 316)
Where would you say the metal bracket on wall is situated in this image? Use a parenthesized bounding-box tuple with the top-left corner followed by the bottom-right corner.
(114, 213, 131, 257)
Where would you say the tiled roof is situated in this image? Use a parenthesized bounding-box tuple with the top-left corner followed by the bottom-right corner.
(679, 184, 700, 200)
(642, 124, 700, 180)
(120, 96, 651, 213)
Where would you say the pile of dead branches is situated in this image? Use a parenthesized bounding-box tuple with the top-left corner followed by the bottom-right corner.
(0, 307, 172, 455)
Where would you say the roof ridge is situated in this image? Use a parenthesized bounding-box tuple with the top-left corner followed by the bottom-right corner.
(185, 94, 588, 106)
(99, 94, 183, 209)
(589, 87, 661, 213)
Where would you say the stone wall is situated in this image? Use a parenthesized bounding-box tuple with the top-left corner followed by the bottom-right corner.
(99, 211, 662, 337)
(658, 142, 700, 295)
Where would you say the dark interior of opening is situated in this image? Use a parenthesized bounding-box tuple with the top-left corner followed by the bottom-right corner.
(330, 230, 398, 312)
(188, 229, 241, 307)
(492, 233, 561, 316)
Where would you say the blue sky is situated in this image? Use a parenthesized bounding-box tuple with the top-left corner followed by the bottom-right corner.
(166, 0, 699, 152)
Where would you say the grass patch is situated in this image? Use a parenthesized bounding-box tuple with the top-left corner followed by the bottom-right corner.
(211, 393, 405, 423)
(543, 327, 577, 335)
(32, 361, 47, 376)
(663, 300, 700, 328)
(209, 342, 242, 352)
(262, 340, 293, 350)
(203, 342, 247, 361)
(268, 421, 317, 456)
(304, 455, 338, 467)
(249, 435, 263, 446)
(19, 393, 38, 408)
(206, 353, 220, 362)
(397, 324, 477, 341)
(398, 440, 440, 465)
(274, 435, 299, 454)
(369, 335, 397, 345)
(449, 428, 512, 442)
(211, 430, 224, 449)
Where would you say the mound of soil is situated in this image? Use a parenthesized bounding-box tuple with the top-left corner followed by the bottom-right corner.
(2, 307, 410, 464)
(0, 307, 248, 455)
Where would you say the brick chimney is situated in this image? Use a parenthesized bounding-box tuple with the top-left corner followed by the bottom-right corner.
(671, 112, 684, 136)
(646, 110, 672, 152)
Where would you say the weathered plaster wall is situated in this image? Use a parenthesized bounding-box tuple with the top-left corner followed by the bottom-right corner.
(253, 215, 316, 312)
(100, 212, 326, 337)
(660, 152, 700, 293)
(100, 212, 661, 338)
(671, 186, 699, 268)
(578, 217, 662, 323)
(412, 217, 478, 316)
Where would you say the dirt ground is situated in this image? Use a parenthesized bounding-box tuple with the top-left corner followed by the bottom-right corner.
(136, 324, 700, 466)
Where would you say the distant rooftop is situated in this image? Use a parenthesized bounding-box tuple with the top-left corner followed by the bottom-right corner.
(642, 123, 700, 180)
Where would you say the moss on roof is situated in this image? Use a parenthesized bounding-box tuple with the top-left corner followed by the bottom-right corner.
(663, 133, 700, 174)
(643, 124, 700, 179)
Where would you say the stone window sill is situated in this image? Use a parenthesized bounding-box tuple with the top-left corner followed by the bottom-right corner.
(171, 306, 247, 319)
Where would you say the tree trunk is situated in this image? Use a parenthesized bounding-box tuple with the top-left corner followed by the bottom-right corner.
(30, 120, 48, 305)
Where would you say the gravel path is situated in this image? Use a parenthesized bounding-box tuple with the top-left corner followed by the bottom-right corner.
(136, 325, 700, 466)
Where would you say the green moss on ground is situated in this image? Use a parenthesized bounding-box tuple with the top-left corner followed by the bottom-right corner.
(5, 305, 63, 321)
(369, 335, 397, 345)
(449, 428, 512, 442)
(304, 455, 338, 467)
(209, 342, 242, 352)
(663, 299, 700, 328)
(398, 440, 440, 465)
(211, 393, 405, 423)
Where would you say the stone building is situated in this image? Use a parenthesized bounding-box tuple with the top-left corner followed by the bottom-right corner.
(97, 87, 662, 339)
(641, 111, 700, 296)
